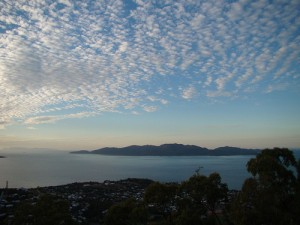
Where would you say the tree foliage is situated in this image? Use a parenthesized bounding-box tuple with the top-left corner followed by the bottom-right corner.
(104, 172, 229, 225)
(12, 194, 77, 225)
(231, 148, 300, 225)
(178, 172, 228, 225)
(144, 182, 178, 214)
(104, 198, 147, 225)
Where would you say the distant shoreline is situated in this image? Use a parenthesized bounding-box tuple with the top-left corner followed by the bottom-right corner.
(71, 143, 260, 156)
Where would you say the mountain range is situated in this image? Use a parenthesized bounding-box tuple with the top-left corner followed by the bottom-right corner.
(70, 144, 260, 156)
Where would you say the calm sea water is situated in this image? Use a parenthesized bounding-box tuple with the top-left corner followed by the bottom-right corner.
(1, 150, 299, 190)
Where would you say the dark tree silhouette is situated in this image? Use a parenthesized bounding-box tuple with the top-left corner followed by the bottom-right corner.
(231, 148, 300, 225)
(11, 194, 77, 225)
(177, 172, 228, 225)
(144, 182, 178, 224)
(104, 198, 147, 225)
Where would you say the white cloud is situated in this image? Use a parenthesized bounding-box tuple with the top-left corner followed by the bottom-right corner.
(190, 14, 205, 29)
(132, 111, 139, 115)
(182, 86, 197, 100)
(235, 68, 253, 88)
(24, 112, 96, 125)
(27, 126, 37, 130)
(204, 76, 212, 87)
(143, 106, 157, 113)
(24, 116, 62, 125)
(0, 0, 299, 126)
(206, 90, 232, 98)
(266, 83, 289, 93)
(0, 119, 11, 130)
(228, 2, 244, 20)
(118, 42, 128, 53)
(160, 99, 168, 105)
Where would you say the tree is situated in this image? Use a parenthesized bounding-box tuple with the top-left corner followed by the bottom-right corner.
(231, 148, 300, 225)
(178, 172, 228, 225)
(104, 172, 229, 225)
(104, 198, 147, 225)
(12, 194, 77, 225)
(144, 182, 178, 224)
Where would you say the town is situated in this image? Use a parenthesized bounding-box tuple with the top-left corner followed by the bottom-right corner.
(0, 178, 153, 224)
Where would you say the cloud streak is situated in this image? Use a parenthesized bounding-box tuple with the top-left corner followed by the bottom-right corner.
(24, 112, 97, 125)
(0, 0, 299, 126)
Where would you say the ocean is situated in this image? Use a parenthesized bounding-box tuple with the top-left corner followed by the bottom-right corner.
(1, 150, 299, 190)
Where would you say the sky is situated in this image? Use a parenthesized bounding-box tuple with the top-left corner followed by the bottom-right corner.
(0, 0, 300, 151)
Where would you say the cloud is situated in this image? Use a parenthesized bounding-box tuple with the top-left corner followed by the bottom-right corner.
(235, 68, 253, 88)
(160, 99, 168, 105)
(182, 86, 197, 100)
(27, 126, 37, 130)
(266, 83, 289, 93)
(118, 42, 128, 53)
(24, 116, 63, 125)
(24, 112, 96, 125)
(0, 0, 299, 125)
(206, 90, 232, 98)
(143, 106, 157, 113)
(0, 119, 11, 130)
(228, 1, 244, 21)
(204, 76, 212, 87)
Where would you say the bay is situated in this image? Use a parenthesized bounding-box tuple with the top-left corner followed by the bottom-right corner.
(0, 150, 257, 190)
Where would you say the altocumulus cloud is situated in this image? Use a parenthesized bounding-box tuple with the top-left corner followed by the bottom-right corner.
(0, 0, 299, 127)
(182, 86, 197, 100)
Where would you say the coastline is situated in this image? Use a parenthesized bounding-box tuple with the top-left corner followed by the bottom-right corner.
(0, 178, 238, 224)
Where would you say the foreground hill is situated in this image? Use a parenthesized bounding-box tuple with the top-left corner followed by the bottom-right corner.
(71, 144, 260, 156)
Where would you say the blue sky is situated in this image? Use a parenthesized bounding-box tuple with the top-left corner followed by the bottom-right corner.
(0, 0, 300, 150)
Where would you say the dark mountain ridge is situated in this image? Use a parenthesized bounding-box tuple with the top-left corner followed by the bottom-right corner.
(70, 144, 260, 156)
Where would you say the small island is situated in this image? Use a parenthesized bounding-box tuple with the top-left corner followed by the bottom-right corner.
(0, 156, 5, 158)
(71, 143, 260, 156)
